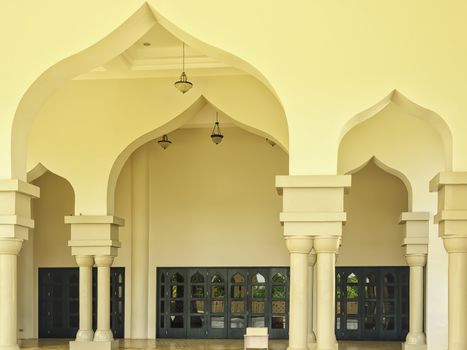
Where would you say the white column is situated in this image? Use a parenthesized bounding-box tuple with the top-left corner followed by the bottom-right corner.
(94, 255, 114, 342)
(131, 146, 149, 338)
(0, 238, 23, 350)
(286, 236, 313, 350)
(75, 256, 94, 341)
(404, 254, 426, 347)
(444, 237, 467, 350)
(314, 236, 339, 350)
(307, 251, 317, 349)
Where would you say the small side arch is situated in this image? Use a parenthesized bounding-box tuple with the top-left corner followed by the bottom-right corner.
(339, 90, 453, 170)
(345, 156, 413, 211)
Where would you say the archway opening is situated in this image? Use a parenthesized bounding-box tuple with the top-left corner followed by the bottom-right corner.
(113, 117, 289, 339)
(336, 160, 409, 341)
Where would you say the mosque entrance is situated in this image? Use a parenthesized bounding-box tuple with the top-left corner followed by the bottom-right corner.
(335, 267, 409, 341)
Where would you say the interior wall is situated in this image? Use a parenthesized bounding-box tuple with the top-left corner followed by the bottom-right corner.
(337, 161, 408, 266)
(115, 127, 289, 337)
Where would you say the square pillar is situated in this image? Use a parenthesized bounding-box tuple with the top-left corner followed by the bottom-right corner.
(67, 215, 123, 350)
(277, 175, 351, 350)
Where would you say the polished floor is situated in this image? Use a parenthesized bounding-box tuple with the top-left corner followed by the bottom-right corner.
(21, 339, 402, 350)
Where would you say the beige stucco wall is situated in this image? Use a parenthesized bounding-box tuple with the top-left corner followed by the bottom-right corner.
(337, 161, 408, 266)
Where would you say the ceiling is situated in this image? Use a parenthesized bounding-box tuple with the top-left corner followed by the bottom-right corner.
(76, 22, 243, 80)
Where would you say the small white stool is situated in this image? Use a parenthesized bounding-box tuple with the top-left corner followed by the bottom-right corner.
(244, 327, 269, 350)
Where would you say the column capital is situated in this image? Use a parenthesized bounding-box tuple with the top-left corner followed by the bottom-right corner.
(0, 238, 23, 255)
(277, 175, 349, 237)
(313, 236, 340, 254)
(0, 179, 39, 240)
(308, 250, 317, 266)
(75, 255, 94, 268)
(405, 254, 427, 267)
(94, 255, 114, 267)
(443, 236, 467, 253)
(285, 236, 313, 254)
(400, 211, 429, 255)
(67, 215, 123, 257)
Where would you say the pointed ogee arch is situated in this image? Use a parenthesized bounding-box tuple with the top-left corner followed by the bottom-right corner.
(339, 90, 453, 170)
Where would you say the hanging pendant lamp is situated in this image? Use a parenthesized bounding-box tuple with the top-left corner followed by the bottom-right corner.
(211, 112, 224, 144)
(158, 134, 172, 149)
(174, 43, 193, 94)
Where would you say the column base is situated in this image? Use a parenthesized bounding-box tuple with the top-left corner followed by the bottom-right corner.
(70, 340, 119, 350)
(314, 343, 338, 350)
(308, 342, 317, 350)
(94, 329, 114, 341)
(287, 347, 308, 350)
(76, 329, 94, 341)
(402, 343, 426, 350)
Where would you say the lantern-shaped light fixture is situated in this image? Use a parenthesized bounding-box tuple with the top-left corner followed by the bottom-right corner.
(211, 112, 224, 145)
(174, 43, 193, 94)
(158, 134, 172, 149)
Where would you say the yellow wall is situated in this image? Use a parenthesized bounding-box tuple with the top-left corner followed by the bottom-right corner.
(337, 161, 408, 266)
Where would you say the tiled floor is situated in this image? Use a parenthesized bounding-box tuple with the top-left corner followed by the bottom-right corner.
(21, 339, 402, 350)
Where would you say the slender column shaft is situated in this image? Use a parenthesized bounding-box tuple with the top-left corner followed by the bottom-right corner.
(0, 239, 22, 350)
(75, 256, 94, 341)
(286, 237, 313, 350)
(404, 254, 426, 346)
(131, 147, 149, 338)
(307, 252, 317, 347)
(449, 251, 467, 350)
(94, 256, 114, 341)
(315, 237, 339, 350)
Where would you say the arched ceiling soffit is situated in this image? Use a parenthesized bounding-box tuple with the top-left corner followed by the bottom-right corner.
(339, 90, 453, 170)
(346, 156, 412, 211)
(106, 96, 287, 213)
(13, 3, 288, 181)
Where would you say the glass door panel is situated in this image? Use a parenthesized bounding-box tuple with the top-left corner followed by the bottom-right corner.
(269, 268, 289, 338)
(208, 269, 228, 338)
(166, 270, 187, 337)
(228, 270, 248, 338)
(187, 269, 208, 338)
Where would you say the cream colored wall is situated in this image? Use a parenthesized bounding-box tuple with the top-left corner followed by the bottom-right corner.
(115, 127, 289, 337)
(337, 161, 408, 266)
(338, 102, 447, 348)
